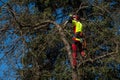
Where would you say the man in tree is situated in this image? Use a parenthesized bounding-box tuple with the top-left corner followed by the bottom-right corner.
(69, 14, 86, 69)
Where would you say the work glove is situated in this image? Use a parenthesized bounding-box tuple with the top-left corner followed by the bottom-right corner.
(69, 14, 72, 17)
(72, 37, 83, 43)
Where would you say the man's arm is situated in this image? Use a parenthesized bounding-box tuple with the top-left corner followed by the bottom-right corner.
(63, 15, 72, 26)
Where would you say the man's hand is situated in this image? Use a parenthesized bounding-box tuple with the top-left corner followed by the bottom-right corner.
(72, 37, 83, 43)
(69, 14, 72, 17)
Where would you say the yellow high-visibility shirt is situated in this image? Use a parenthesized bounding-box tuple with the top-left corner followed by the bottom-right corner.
(72, 20, 83, 33)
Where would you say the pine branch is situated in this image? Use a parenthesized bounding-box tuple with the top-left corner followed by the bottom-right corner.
(75, 2, 88, 14)
(78, 41, 119, 67)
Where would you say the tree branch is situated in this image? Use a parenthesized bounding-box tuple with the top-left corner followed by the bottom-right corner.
(92, 4, 111, 14)
(75, 2, 88, 14)
(78, 41, 119, 67)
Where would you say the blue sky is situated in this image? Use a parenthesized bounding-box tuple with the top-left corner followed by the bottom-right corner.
(0, 1, 68, 79)
(0, 0, 35, 79)
(0, 0, 15, 79)
(0, 0, 7, 6)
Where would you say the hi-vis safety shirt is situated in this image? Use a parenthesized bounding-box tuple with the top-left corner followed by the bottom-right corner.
(72, 20, 83, 42)
(72, 20, 83, 33)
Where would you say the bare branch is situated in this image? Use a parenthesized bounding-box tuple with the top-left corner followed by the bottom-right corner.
(92, 4, 111, 14)
(76, 2, 88, 14)
(38, 20, 73, 68)
(78, 41, 119, 67)
(33, 23, 49, 30)
(0, 26, 9, 31)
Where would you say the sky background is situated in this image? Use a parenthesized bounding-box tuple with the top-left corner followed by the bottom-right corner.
(0, 1, 68, 79)
(0, 0, 15, 79)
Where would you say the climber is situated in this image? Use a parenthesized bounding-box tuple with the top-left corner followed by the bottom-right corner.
(68, 14, 87, 69)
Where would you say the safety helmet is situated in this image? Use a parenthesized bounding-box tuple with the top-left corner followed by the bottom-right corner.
(72, 14, 79, 20)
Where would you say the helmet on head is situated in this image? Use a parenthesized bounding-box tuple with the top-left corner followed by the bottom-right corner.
(72, 14, 79, 20)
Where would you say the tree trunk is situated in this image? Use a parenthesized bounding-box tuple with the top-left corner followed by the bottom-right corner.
(72, 70, 78, 80)
(48, 20, 78, 80)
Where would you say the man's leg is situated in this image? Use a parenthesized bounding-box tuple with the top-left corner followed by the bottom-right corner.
(78, 42, 86, 57)
(72, 43, 77, 68)
(81, 50, 86, 57)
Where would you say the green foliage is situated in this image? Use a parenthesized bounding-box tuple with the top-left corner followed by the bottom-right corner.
(0, 0, 120, 79)
(17, 0, 120, 79)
